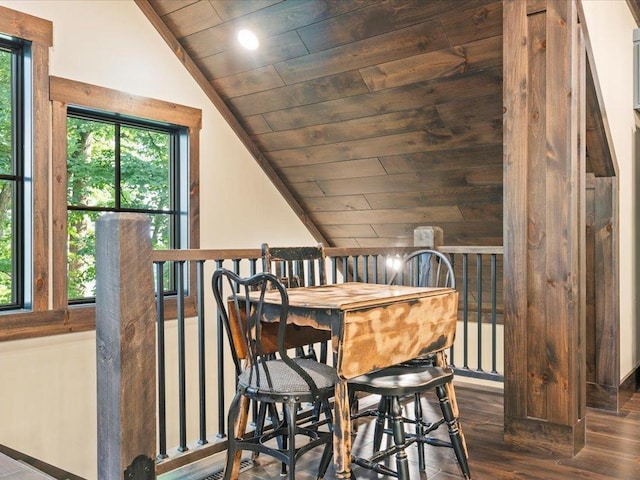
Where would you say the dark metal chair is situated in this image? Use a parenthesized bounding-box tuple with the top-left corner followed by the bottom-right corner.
(261, 243, 327, 289)
(261, 243, 331, 363)
(212, 269, 336, 480)
(388, 248, 455, 291)
(349, 249, 471, 479)
(261, 243, 334, 437)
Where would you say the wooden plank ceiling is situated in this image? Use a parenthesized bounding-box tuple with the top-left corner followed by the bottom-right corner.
(140, 0, 610, 248)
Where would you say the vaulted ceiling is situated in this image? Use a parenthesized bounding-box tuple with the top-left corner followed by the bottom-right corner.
(137, 0, 613, 248)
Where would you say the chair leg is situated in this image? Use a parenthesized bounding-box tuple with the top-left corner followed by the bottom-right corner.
(307, 343, 318, 361)
(281, 423, 288, 477)
(317, 439, 333, 480)
(435, 384, 471, 479)
(414, 392, 426, 471)
(389, 396, 410, 480)
(323, 398, 334, 433)
(320, 340, 328, 364)
(283, 403, 298, 480)
(372, 396, 387, 452)
(224, 392, 249, 480)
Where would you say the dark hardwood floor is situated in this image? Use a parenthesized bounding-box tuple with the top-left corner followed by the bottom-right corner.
(165, 384, 640, 480)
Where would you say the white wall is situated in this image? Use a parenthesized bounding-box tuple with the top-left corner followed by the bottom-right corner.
(0, 1, 316, 478)
(581, 1, 639, 381)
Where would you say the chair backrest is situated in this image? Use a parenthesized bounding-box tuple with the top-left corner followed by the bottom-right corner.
(389, 249, 455, 289)
(261, 243, 326, 288)
(211, 268, 323, 396)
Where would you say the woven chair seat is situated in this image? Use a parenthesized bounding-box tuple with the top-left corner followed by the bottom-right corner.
(239, 358, 336, 394)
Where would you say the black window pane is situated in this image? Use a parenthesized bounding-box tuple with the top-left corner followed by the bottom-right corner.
(120, 126, 170, 211)
(67, 209, 100, 300)
(148, 212, 171, 250)
(0, 180, 14, 304)
(0, 49, 12, 175)
(67, 117, 116, 208)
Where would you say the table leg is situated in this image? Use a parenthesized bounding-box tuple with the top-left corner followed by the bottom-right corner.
(333, 379, 352, 479)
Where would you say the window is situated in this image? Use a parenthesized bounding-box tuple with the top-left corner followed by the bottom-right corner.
(0, 7, 53, 334)
(0, 38, 28, 311)
(66, 110, 186, 302)
(51, 77, 201, 326)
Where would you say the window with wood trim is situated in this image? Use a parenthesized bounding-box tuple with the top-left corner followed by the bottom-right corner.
(50, 77, 201, 326)
(0, 7, 51, 326)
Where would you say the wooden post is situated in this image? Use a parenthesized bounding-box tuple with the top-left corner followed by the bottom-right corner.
(413, 226, 443, 249)
(96, 213, 156, 479)
(585, 176, 620, 410)
(503, 0, 586, 456)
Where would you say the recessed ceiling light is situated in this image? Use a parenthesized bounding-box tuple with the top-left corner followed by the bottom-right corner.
(238, 29, 259, 50)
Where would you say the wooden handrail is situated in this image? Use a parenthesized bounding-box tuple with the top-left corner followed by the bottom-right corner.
(150, 246, 423, 263)
(151, 245, 503, 263)
(438, 246, 504, 255)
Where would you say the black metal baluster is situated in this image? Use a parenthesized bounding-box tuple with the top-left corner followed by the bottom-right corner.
(196, 260, 207, 446)
(363, 254, 369, 282)
(331, 257, 337, 284)
(463, 253, 469, 370)
(176, 260, 188, 452)
(352, 255, 359, 282)
(372, 254, 379, 284)
(491, 253, 498, 374)
(215, 259, 226, 438)
(476, 254, 483, 372)
(247, 257, 259, 427)
(341, 256, 348, 282)
(155, 261, 168, 459)
(449, 254, 456, 367)
(382, 255, 388, 284)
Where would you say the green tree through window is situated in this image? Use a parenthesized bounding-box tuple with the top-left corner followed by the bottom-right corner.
(0, 43, 24, 309)
(67, 111, 180, 301)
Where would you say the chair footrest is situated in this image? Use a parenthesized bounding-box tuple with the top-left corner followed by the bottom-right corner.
(351, 455, 398, 477)
(418, 436, 452, 448)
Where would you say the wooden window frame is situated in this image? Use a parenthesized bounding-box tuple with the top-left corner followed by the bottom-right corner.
(50, 77, 201, 332)
(0, 7, 56, 340)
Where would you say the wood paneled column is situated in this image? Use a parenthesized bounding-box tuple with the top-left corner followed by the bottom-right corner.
(96, 213, 157, 478)
(503, 0, 586, 456)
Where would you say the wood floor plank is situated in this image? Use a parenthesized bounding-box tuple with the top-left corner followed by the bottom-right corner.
(162, 387, 640, 480)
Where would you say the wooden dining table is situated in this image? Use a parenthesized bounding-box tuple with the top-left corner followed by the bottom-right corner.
(244, 281, 459, 479)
